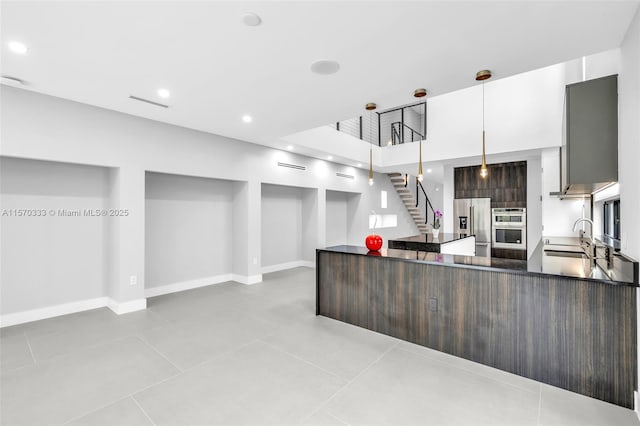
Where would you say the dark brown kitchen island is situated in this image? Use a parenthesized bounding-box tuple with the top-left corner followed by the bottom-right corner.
(316, 244, 637, 408)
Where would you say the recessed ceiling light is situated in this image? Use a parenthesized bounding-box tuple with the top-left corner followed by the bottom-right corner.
(157, 88, 170, 99)
(286, 145, 294, 150)
(1, 76, 25, 87)
(435, 187, 440, 191)
(357, 163, 363, 167)
(327, 156, 333, 160)
(427, 168, 432, 173)
(310, 60, 340, 75)
(242, 115, 252, 123)
(242, 12, 262, 26)
(8, 41, 28, 55)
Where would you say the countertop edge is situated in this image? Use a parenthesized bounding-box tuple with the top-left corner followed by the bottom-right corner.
(316, 245, 638, 287)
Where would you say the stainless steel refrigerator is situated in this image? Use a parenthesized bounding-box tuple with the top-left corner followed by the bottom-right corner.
(454, 198, 491, 257)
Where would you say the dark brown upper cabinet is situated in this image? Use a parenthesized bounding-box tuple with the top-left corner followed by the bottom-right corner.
(454, 161, 527, 208)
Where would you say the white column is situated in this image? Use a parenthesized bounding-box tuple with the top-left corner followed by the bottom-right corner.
(316, 188, 327, 251)
(231, 180, 262, 284)
(107, 166, 146, 314)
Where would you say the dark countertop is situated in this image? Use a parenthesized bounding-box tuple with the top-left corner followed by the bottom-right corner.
(389, 233, 473, 245)
(319, 243, 637, 287)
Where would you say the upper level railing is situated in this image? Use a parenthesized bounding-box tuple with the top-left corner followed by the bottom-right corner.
(331, 102, 426, 146)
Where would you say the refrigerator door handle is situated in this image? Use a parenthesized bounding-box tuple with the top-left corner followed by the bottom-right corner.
(470, 206, 474, 234)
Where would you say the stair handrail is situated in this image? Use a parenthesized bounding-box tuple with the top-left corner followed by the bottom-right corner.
(390, 122, 424, 145)
(415, 177, 436, 225)
(391, 123, 402, 145)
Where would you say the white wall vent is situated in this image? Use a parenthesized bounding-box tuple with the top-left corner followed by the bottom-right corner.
(277, 162, 306, 171)
(129, 95, 169, 108)
(336, 172, 354, 179)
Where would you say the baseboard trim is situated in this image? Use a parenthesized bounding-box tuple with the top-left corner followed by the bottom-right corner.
(0, 295, 151, 327)
(107, 298, 147, 315)
(232, 274, 262, 285)
(261, 260, 316, 274)
(144, 274, 233, 298)
(0, 297, 108, 328)
(0, 261, 318, 327)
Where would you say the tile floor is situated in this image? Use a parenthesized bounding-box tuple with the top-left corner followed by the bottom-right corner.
(1, 267, 639, 426)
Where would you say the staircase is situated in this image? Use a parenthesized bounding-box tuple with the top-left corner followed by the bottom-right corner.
(388, 173, 429, 234)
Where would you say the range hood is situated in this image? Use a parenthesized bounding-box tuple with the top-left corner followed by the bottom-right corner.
(552, 75, 618, 198)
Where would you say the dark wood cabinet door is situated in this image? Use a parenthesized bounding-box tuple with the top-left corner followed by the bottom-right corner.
(454, 161, 527, 209)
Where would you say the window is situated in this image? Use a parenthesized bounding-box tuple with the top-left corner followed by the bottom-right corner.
(603, 199, 620, 240)
(369, 214, 397, 229)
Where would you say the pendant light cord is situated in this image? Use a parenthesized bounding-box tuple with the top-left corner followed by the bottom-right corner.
(482, 81, 485, 131)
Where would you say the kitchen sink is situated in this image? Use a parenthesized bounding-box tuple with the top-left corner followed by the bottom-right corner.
(543, 240, 593, 259)
(544, 250, 589, 259)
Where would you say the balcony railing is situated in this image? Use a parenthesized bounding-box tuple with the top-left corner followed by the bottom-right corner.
(331, 102, 426, 146)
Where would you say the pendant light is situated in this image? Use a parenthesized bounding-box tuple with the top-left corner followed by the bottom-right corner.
(365, 102, 377, 186)
(476, 70, 491, 179)
(414, 88, 427, 182)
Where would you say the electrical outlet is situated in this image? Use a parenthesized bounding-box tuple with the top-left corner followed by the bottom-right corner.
(253, 257, 258, 265)
(129, 275, 137, 286)
(429, 297, 438, 312)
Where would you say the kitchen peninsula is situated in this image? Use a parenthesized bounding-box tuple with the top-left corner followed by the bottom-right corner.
(316, 243, 638, 408)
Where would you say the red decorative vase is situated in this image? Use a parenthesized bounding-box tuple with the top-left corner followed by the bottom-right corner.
(365, 234, 383, 251)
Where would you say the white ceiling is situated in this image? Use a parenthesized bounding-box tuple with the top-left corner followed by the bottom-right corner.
(1, 1, 638, 152)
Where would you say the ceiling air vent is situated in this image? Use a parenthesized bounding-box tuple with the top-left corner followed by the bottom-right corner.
(1, 76, 25, 87)
(336, 172, 354, 179)
(277, 162, 306, 171)
(129, 95, 169, 108)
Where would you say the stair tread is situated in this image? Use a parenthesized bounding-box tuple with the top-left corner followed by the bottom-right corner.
(388, 174, 433, 236)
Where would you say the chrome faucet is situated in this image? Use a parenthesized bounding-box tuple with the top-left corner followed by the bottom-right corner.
(573, 218, 594, 243)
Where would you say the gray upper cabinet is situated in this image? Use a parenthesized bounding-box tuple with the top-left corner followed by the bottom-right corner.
(561, 74, 618, 195)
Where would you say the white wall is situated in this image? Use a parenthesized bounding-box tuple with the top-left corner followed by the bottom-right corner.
(260, 184, 307, 269)
(0, 87, 418, 321)
(442, 165, 455, 234)
(620, 9, 640, 261)
(145, 172, 234, 288)
(301, 189, 320, 263)
(540, 148, 590, 237)
(617, 8, 640, 404)
(345, 175, 419, 245)
(0, 157, 108, 314)
(526, 158, 542, 258)
(326, 190, 349, 247)
(383, 63, 566, 168)
(260, 184, 323, 269)
(564, 48, 621, 86)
